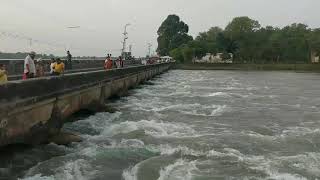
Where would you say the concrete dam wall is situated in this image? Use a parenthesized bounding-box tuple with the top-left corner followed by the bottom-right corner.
(0, 63, 172, 147)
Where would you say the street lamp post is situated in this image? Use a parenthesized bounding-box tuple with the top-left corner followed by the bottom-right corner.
(65, 26, 80, 52)
(147, 43, 152, 57)
(122, 23, 131, 59)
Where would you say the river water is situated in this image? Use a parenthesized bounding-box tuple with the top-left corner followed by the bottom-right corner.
(3, 70, 320, 180)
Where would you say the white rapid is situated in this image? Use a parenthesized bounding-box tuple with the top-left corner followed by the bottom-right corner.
(5, 70, 320, 180)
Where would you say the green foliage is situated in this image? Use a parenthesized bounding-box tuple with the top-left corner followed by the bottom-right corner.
(225, 16, 261, 40)
(195, 27, 223, 56)
(309, 28, 320, 55)
(158, 15, 320, 64)
(157, 15, 193, 56)
(182, 46, 194, 63)
(169, 48, 184, 63)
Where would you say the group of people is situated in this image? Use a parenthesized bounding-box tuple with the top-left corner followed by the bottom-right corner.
(22, 51, 67, 80)
(104, 54, 124, 70)
(0, 51, 128, 85)
(0, 51, 72, 84)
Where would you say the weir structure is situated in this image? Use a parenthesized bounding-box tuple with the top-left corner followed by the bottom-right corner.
(0, 63, 172, 147)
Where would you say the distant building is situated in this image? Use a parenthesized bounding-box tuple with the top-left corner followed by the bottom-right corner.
(159, 56, 174, 63)
(122, 52, 132, 60)
(195, 53, 233, 64)
(311, 51, 319, 63)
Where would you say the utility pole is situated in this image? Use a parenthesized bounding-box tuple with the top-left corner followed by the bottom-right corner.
(28, 38, 33, 50)
(66, 26, 80, 52)
(147, 43, 152, 57)
(122, 23, 131, 58)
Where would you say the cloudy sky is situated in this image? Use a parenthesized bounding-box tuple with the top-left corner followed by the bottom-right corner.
(0, 0, 319, 57)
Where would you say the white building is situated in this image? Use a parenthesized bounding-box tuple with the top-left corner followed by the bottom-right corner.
(159, 56, 174, 63)
(195, 53, 233, 63)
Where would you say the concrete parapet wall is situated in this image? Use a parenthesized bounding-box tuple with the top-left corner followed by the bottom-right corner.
(0, 63, 172, 147)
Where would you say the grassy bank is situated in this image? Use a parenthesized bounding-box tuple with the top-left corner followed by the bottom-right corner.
(173, 63, 320, 72)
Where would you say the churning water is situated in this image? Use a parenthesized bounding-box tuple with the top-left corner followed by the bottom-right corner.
(4, 70, 320, 180)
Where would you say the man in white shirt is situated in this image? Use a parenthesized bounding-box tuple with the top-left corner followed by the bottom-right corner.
(24, 51, 36, 79)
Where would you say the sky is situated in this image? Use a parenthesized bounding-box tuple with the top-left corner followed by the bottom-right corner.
(0, 0, 319, 57)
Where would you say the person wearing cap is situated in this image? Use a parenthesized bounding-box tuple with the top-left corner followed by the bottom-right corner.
(36, 58, 45, 77)
(23, 51, 36, 79)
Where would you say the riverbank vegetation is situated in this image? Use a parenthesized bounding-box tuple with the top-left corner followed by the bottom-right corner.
(157, 15, 320, 64)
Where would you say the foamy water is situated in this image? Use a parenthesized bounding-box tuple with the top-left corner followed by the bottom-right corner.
(3, 70, 320, 180)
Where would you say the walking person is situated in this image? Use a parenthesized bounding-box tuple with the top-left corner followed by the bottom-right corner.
(0, 64, 8, 84)
(23, 51, 36, 79)
(66, 51, 72, 70)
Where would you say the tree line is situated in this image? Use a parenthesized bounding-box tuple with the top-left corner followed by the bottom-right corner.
(157, 15, 320, 64)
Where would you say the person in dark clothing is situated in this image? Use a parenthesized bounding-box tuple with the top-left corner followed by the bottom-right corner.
(120, 56, 124, 68)
(66, 51, 72, 70)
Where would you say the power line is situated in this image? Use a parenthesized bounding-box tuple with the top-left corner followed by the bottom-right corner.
(0, 29, 85, 55)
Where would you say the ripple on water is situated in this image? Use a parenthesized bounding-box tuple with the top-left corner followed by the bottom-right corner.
(18, 70, 320, 180)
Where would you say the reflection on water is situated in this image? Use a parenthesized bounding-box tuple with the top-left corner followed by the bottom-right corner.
(2, 70, 320, 180)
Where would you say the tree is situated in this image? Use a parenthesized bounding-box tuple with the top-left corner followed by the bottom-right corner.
(169, 48, 184, 63)
(225, 16, 261, 40)
(161, 15, 320, 64)
(182, 46, 194, 63)
(186, 40, 207, 58)
(157, 15, 193, 56)
(196, 27, 223, 42)
(309, 28, 320, 55)
(279, 23, 310, 63)
(194, 27, 223, 56)
(224, 17, 261, 62)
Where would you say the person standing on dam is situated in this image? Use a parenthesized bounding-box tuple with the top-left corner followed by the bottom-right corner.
(23, 51, 36, 79)
(116, 56, 121, 69)
(35, 58, 45, 77)
(104, 54, 113, 70)
(50, 58, 56, 76)
(120, 56, 124, 68)
(66, 51, 72, 70)
(53, 58, 65, 75)
(0, 64, 8, 84)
